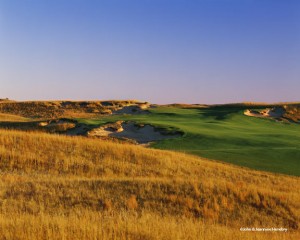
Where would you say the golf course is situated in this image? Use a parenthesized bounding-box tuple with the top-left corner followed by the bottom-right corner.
(78, 105, 300, 176)
(0, 100, 299, 239)
(2, 1, 300, 238)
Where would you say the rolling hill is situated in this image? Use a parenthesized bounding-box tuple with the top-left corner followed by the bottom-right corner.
(0, 129, 298, 239)
(0, 100, 299, 239)
(78, 104, 300, 176)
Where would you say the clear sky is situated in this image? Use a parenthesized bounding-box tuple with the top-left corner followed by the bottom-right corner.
(0, 0, 299, 104)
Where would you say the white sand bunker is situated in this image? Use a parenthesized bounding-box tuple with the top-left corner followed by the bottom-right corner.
(244, 107, 285, 118)
(88, 121, 181, 144)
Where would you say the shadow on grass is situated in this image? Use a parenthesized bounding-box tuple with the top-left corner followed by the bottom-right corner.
(197, 107, 245, 120)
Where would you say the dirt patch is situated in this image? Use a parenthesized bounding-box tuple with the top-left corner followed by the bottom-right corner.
(88, 121, 182, 144)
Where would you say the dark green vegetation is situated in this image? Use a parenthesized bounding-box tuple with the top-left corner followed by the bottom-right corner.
(79, 105, 300, 176)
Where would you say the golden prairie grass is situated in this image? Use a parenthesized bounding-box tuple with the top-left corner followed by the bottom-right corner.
(0, 211, 297, 240)
(0, 113, 29, 122)
(242, 102, 300, 106)
(45, 122, 76, 133)
(283, 105, 300, 122)
(0, 129, 299, 239)
(0, 100, 142, 118)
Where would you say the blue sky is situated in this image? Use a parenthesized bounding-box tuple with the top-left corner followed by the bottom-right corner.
(0, 0, 299, 103)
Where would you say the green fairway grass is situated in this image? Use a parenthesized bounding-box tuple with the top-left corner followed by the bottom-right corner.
(78, 106, 300, 176)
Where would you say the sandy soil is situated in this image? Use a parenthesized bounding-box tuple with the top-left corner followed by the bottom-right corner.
(244, 107, 285, 119)
(88, 121, 181, 144)
(113, 104, 150, 115)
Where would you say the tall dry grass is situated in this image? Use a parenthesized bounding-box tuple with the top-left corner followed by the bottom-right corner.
(0, 100, 141, 118)
(0, 129, 299, 239)
(283, 105, 300, 122)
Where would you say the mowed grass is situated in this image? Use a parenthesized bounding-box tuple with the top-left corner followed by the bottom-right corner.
(78, 106, 300, 176)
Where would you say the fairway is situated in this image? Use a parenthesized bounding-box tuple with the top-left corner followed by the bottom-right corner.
(79, 106, 300, 176)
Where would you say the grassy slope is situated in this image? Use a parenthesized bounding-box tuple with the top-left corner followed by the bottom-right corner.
(0, 113, 30, 122)
(79, 106, 300, 176)
(0, 129, 299, 240)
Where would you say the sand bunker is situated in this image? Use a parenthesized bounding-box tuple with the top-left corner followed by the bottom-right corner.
(244, 107, 285, 119)
(88, 121, 181, 144)
(113, 104, 150, 115)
